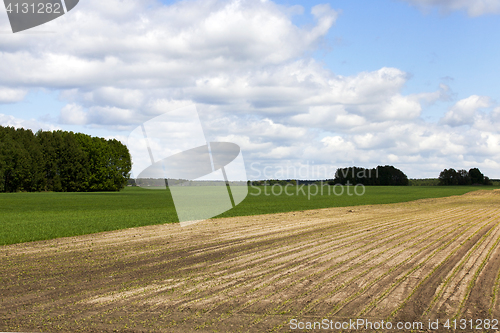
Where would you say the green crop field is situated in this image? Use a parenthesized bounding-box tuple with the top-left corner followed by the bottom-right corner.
(1, 185, 498, 245)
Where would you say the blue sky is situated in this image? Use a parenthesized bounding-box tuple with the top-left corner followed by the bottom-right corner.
(285, 0, 500, 111)
(1, 0, 500, 179)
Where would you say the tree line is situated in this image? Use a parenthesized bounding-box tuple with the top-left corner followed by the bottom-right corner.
(332, 165, 409, 186)
(245, 166, 409, 186)
(438, 167, 492, 186)
(0, 126, 131, 192)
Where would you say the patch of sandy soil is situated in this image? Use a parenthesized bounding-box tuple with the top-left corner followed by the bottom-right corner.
(2, 191, 500, 332)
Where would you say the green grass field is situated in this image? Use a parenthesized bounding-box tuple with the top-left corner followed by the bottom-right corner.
(1, 185, 497, 245)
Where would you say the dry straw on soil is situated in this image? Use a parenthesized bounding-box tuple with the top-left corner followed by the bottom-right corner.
(2, 190, 500, 332)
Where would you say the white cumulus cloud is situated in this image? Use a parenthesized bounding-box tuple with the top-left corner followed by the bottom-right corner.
(440, 95, 492, 127)
(1, 0, 499, 178)
(0, 87, 27, 103)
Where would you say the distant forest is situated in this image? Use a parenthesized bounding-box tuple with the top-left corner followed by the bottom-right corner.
(438, 168, 493, 186)
(332, 166, 409, 186)
(247, 166, 410, 186)
(0, 126, 131, 193)
(249, 165, 497, 187)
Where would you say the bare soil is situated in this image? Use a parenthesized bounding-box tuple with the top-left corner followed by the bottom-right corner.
(2, 190, 500, 332)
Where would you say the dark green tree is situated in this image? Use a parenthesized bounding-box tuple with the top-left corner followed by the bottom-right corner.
(334, 165, 408, 186)
(456, 169, 471, 185)
(0, 126, 131, 192)
(439, 168, 458, 185)
(0, 135, 31, 192)
(469, 168, 484, 185)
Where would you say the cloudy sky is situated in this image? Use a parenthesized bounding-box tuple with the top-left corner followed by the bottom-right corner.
(1, 0, 499, 180)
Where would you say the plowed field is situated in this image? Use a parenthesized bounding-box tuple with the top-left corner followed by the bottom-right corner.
(2, 190, 500, 332)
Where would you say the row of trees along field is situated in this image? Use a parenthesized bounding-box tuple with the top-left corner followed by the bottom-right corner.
(0, 126, 131, 192)
(438, 167, 492, 186)
(332, 165, 409, 186)
(248, 166, 409, 186)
